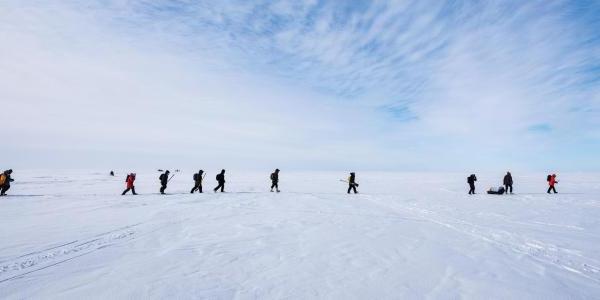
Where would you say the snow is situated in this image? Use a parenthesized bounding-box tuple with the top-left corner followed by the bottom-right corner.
(1, 170, 599, 299)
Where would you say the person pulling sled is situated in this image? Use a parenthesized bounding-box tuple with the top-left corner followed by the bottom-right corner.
(503, 172, 513, 194)
(122, 173, 137, 195)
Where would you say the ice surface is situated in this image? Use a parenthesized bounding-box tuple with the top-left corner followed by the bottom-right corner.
(1, 170, 599, 299)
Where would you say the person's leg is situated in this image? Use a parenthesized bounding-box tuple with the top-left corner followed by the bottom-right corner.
(352, 185, 357, 193)
(160, 185, 166, 194)
(199, 184, 202, 193)
(275, 182, 279, 192)
(132, 186, 137, 195)
(509, 185, 513, 193)
(547, 186, 551, 194)
(552, 186, 557, 193)
(220, 183, 225, 192)
(271, 182, 275, 191)
(122, 188, 130, 195)
(191, 184, 197, 193)
(348, 184, 352, 194)
(1, 185, 10, 195)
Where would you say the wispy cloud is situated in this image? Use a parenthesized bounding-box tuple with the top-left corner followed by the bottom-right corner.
(1, 0, 598, 171)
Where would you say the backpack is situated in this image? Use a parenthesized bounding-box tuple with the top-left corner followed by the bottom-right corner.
(125, 175, 129, 182)
(547, 174, 551, 182)
(159, 174, 164, 181)
(0, 174, 5, 186)
(270, 173, 274, 180)
(193, 173, 198, 181)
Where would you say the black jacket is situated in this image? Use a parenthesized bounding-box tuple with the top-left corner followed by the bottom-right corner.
(467, 175, 477, 184)
(216, 173, 225, 183)
(349, 174, 356, 184)
(503, 174, 513, 185)
(160, 173, 169, 185)
(270, 172, 279, 182)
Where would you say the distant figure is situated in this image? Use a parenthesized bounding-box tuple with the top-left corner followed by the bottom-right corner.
(0, 169, 14, 196)
(347, 172, 358, 194)
(122, 173, 137, 195)
(214, 169, 226, 193)
(110, 170, 115, 176)
(503, 172, 513, 194)
(547, 174, 558, 194)
(191, 170, 204, 193)
(270, 169, 280, 192)
(467, 174, 477, 194)
(159, 170, 170, 194)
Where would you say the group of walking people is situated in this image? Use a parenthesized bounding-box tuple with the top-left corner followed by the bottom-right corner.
(0, 169, 562, 196)
(121, 169, 286, 195)
(468, 172, 559, 195)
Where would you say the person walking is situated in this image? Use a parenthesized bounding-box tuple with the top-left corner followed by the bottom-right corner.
(547, 174, 558, 194)
(0, 169, 14, 196)
(467, 174, 477, 195)
(503, 172, 513, 194)
(270, 169, 280, 192)
(191, 170, 204, 193)
(347, 172, 358, 194)
(213, 169, 226, 193)
(159, 170, 170, 194)
(122, 173, 137, 195)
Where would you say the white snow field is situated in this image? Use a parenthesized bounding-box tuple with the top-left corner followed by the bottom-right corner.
(1, 170, 599, 299)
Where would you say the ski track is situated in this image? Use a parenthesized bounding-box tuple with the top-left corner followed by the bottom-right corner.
(364, 195, 600, 283)
(0, 224, 141, 284)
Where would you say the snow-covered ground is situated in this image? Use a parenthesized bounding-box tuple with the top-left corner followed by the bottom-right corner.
(1, 170, 599, 299)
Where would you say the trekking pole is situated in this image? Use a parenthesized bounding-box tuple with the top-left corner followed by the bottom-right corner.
(339, 179, 348, 183)
(167, 170, 180, 183)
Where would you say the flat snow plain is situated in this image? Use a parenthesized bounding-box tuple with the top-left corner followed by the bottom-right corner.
(1, 170, 599, 299)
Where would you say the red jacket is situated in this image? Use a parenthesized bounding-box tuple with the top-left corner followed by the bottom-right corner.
(126, 175, 135, 188)
(549, 176, 557, 186)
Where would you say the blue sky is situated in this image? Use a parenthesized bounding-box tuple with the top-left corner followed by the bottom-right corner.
(1, 0, 599, 171)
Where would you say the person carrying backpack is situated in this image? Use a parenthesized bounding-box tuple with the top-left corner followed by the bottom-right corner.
(159, 170, 170, 194)
(0, 169, 14, 196)
(503, 171, 513, 194)
(547, 174, 558, 194)
(213, 169, 226, 193)
(122, 173, 137, 195)
(467, 174, 477, 195)
(191, 170, 204, 193)
(347, 172, 358, 194)
(270, 169, 280, 192)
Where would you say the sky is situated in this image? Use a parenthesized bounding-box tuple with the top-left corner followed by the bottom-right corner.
(1, 0, 599, 171)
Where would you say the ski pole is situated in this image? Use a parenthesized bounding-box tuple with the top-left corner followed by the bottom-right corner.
(168, 173, 176, 182)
